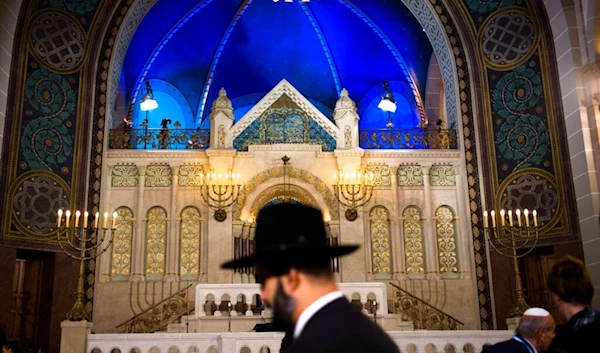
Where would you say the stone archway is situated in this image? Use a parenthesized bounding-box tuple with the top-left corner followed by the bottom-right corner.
(233, 165, 338, 221)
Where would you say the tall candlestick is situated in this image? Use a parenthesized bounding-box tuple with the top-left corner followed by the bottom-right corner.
(483, 211, 489, 228)
(112, 211, 118, 229)
(103, 212, 108, 229)
(516, 209, 522, 227)
(57, 209, 63, 227)
(523, 209, 529, 227)
(490, 210, 496, 228)
(83, 211, 89, 229)
(94, 212, 99, 229)
(533, 210, 538, 227)
(65, 210, 71, 228)
(508, 210, 514, 226)
(75, 210, 81, 228)
(500, 209, 506, 226)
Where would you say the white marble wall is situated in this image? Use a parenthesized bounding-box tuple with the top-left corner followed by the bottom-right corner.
(0, 0, 23, 161)
(544, 0, 600, 305)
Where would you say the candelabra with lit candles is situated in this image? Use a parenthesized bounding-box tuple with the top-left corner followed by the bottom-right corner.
(199, 171, 242, 222)
(56, 208, 118, 321)
(482, 207, 540, 318)
(332, 171, 374, 221)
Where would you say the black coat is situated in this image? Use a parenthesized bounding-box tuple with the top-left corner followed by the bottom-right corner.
(482, 337, 532, 353)
(284, 298, 399, 353)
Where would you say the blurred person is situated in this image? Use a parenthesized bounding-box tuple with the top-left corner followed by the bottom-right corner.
(547, 256, 600, 353)
(483, 308, 555, 353)
(2, 340, 21, 353)
(221, 203, 399, 353)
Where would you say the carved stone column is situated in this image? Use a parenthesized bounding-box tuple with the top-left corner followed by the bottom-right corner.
(208, 88, 235, 149)
(165, 166, 180, 282)
(453, 163, 470, 279)
(131, 165, 147, 282)
(389, 166, 402, 279)
(99, 164, 115, 283)
(333, 88, 360, 149)
(421, 163, 438, 279)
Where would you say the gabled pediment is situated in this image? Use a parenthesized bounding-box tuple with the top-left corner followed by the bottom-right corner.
(230, 79, 340, 139)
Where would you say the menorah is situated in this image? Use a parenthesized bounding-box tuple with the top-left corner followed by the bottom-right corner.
(199, 171, 242, 222)
(332, 171, 374, 221)
(56, 209, 118, 321)
(482, 208, 540, 317)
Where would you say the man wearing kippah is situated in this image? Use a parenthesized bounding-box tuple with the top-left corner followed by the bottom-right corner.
(483, 308, 555, 353)
(221, 203, 399, 353)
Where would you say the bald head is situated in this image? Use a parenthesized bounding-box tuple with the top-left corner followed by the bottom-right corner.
(516, 308, 556, 352)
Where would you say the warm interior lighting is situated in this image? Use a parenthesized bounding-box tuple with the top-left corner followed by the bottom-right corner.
(378, 80, 397, 113)
(140, 81, 158, 111)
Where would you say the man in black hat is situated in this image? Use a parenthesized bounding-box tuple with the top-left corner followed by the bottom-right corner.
(221, 203, 399, 353)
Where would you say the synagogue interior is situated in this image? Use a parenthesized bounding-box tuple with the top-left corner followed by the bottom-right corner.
(0, 0, 599, 352)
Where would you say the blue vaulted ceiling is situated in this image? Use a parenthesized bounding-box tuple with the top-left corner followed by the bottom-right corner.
(123, 0, 433, 130)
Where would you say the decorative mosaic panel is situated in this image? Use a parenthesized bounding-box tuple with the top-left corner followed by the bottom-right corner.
(233, 106, 336, 152)
(145, 165, 171, 187)
(179, 165, 205, 187)
(145, 206, 167, 280)
(397, 165, 424, 186)
(402, 206, 425, 277)
(435, 206, 458, 275)
(369, 206, 392, 276)
(430, 165, 456, 186)
(112, 165, 138, 187)
(110, 206, 134, 280)
(180, 206, 201, 279)
(365, 165, 391, 187)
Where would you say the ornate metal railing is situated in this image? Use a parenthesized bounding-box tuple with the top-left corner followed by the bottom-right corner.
(390, 283, 464, 330)
(108, 128, 210, 150)
(359, 128, 458, 149)
(116, 284, 193, 333)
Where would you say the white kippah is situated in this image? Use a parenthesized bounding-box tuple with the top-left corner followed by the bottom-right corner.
(523, 308, 550, 317)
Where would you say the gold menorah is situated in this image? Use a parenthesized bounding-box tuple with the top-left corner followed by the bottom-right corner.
(483, 208, 540, 317)
(199, 171, 242, 222)
(332, 171, 374, 221)
(56, 209, 117, 321)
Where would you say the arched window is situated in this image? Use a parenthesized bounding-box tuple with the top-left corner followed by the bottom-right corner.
(435, 205, 459, 277)
(110, 206, 134, 281)
(180, 206, 201, 279)
(145, 206, 168, 280)
(402, 206, 425, 277)
(369, 206, 392, 278)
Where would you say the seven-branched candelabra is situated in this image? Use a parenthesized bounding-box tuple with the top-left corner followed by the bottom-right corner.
(199, 172, 242, 222)
(56, 209, 118, 321)
(482, 208, 540, 318)
(332, 171, 375, 221)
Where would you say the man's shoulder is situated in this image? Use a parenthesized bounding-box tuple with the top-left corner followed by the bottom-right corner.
(483, 338, 527, 353)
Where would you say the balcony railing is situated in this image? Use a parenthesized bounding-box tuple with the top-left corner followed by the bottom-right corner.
(108, 128, 211, 150)
(359, 128, 458, 149)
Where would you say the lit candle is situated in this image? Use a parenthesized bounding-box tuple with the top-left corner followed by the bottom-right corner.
(83, 211, 89, 229)
(340, 172, 344, 184)
(112, 211, 118, 229)
(533, 210, 538, 227)
(57, 209, 63, 227)
(65, 210, 71, 228)
(75, 210, 81, 228)
(523, 208, 529, 227)
(94, 212, 99, 229)
(499, 209, 506, 226)
(516, 209, 522, 227)
(490, 210, 496, 228)
(103, 212, 109, 229)
(508, 210, 514, 226)
(483, 210, 489, 228)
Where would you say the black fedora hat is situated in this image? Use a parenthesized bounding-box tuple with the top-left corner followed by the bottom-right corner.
(221, 203, 359, 269)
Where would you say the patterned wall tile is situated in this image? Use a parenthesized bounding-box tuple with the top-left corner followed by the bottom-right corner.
(179, 165, 204, 187)
(145, 165, 171, 187)
(112, 165, 138, 187)
(430, 165, 456, 186)
(366, 165, 391, 187)
(397, 165, 424, 186)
